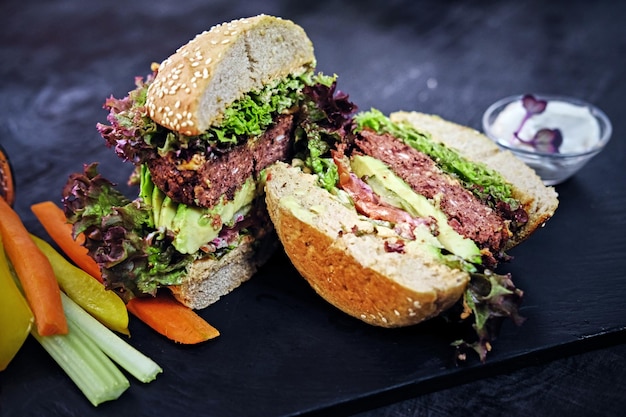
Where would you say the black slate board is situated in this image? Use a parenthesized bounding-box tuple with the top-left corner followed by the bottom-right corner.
(1, 1, 625, 416)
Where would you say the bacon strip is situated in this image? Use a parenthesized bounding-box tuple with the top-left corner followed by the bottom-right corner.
(331, 150, 432, 239)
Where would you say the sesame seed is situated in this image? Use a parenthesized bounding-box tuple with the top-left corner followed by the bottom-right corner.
(174, 100, 180, 108)
(221, 39, 230, 44)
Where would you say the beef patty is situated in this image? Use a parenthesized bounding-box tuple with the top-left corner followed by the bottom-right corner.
(148, 114, 295, 208)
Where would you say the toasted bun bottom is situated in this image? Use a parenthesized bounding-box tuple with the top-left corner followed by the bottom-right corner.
(265, 162, 469, 328)
(169, 233, 277, 310)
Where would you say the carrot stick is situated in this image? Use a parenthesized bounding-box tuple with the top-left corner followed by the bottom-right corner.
(31, 201, 102, 282)
(126, 293, 219, 344)
(0, 197, 68, 336)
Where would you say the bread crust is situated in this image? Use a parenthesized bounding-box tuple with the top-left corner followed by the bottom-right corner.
(146, 14, 315, 135)
(265, 162, 469, 328)
(389, 111, 559, 248)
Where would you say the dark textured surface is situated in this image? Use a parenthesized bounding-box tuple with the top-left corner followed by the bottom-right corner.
(1, 1, 625, 416)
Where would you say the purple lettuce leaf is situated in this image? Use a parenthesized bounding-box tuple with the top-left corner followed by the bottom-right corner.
(61, 163, 191, 300)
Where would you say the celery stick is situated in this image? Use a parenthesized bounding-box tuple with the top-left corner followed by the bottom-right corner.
(31, 319, 130, 406)
(61, 292, 163, 383)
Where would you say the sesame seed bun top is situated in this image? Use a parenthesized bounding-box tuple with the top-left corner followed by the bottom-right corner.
(146, 14, 316, 136)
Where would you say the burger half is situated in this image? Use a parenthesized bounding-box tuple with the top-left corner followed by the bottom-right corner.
(62, 15, 343, 309)
(264, 107, 559, 360)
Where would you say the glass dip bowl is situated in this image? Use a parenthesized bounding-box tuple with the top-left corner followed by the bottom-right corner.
(482, 94, 612, 185)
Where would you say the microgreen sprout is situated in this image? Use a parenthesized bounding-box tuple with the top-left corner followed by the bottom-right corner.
(513, 94, 563, 153)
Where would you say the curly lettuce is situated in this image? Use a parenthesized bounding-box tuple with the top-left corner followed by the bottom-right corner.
(96, 69, 335, 164)
(62, 163, 192, 299)
(449, 270, 525, 363)
(293, 81, 359, 191)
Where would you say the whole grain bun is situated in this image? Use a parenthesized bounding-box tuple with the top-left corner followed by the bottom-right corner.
(169, 232, 277, 309)
(146, 14, 315, 136)
(389, 111, 559, 248)
(265, 162, 470, 327)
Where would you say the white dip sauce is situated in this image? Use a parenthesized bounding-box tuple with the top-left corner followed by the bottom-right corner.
(491, 99, 600, 153)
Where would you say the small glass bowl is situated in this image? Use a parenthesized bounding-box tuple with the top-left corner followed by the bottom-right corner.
(0, 143, 15, 207)
(482, 94, 612, 185)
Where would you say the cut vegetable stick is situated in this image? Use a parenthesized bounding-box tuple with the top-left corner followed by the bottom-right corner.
(0, 197, 67, 336)
(127, 293, 220, 344)
(61, 292, 162, 383)
(31, 309, 130, 406)
(0, 236, 34, 371)
(31, 201, 102, 282)
(31, 235, 129, 335)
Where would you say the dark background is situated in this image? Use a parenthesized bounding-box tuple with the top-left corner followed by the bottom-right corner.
(1, 1, 625, 416)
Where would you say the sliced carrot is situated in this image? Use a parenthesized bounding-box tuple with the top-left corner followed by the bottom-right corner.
(126, 293, 219, 344)
(31, 201, 102, 282)
(0, 197, 68, 336)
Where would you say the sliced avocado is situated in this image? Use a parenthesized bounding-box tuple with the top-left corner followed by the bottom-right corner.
(169, 177, 256, 254)
(158, 195, 178, 229)
(350, 154, 482, 264)
(151, 184, 165, 226)
(139, 167, 257, 254)
(138, 165, 156, 226)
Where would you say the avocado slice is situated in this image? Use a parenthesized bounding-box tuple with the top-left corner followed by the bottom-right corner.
(140, 167, 257, 254)
(350, 154, 482, 264)
(169, 177, 256, 254)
